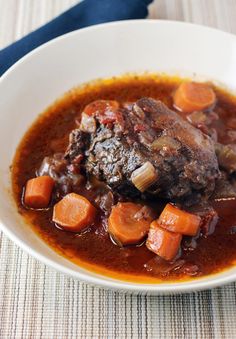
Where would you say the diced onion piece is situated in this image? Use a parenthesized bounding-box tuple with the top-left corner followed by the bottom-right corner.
(151, 136, 180, 151)
(215, 143, 236, 173)
(80, 112, 96, 133)
(131, 162, 158, 192)
(187, 111, 207, 125)
(133, 103, 145, 119)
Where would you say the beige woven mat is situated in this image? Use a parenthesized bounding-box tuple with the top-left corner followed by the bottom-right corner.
(1, 0, 236, 338)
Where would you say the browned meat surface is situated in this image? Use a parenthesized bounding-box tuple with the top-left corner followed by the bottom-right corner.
(65, 98, 219, 205)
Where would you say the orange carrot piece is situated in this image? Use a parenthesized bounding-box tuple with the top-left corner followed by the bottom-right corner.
(108, 202, 154, 246)
(146, 221, 182, 261)
(24, 176, 54, 208)
(173, 81, 216, 113)
(53, 193, 96, 232)
(158, 203, 201, 236)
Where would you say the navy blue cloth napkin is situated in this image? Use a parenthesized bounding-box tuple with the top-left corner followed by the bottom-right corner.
(0, 0, 153, 76)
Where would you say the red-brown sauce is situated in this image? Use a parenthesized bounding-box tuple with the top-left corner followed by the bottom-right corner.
(12, 75, 236, 282)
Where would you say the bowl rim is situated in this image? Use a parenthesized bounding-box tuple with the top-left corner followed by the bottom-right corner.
(1, 19, 236, 294)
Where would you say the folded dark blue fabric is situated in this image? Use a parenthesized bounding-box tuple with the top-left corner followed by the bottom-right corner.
(0, 0, 153, 76)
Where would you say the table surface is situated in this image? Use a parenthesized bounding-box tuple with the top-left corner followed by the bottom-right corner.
(1, 0, 236, 338)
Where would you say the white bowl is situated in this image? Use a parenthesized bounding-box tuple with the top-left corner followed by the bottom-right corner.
(1, 20, 236, 295)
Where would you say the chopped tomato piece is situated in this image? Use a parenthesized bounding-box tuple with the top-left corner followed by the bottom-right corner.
(134, 124, 146, 132)
(146, 221, 182, 261)
(99, 110, 124, 126)
(53, 193, 96, 232)
(83, 100, 122, 125)
(158, 203, 201, 236)
(108, 202, 154, 246)
(84, 100, 119, 116)
(83, 100, 124, 127)
(24, 176, 54, 208)
(174, 81, 216, 113)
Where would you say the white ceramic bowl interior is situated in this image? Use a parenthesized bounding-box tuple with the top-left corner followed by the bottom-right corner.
(1, 20, 236, 294)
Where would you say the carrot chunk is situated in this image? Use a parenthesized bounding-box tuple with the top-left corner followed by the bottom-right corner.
(173, 81, 216, 113)
(146, 221, 182, 261)
(108, 202, 154, 246)
(53, 193, 96, 232)
(158, 203, 201, 236)
(24, 176, 54, 208)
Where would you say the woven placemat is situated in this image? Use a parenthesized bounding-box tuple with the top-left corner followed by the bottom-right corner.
(1, 0, 236, 338)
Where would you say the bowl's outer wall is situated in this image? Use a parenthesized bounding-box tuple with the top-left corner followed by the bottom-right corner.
(1, 20, 236, 294)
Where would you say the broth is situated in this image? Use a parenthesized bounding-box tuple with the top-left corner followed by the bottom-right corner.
(12, 75, 236, 282)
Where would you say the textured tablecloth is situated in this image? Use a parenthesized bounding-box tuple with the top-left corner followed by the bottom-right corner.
(1, 1, 236, 338)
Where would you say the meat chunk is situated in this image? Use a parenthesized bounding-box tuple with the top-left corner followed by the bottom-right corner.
(187, 203, 219, 236)
(37, 153, 84, 196)
(65, 98, 219, 204)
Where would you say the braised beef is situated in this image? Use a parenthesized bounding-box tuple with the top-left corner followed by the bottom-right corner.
(187, 203, 219, 236)
(66, 98, 219, 205)
(37, 153, 84, 196)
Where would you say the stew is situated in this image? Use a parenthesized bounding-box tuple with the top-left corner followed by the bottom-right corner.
(12, 75, 236, 282)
